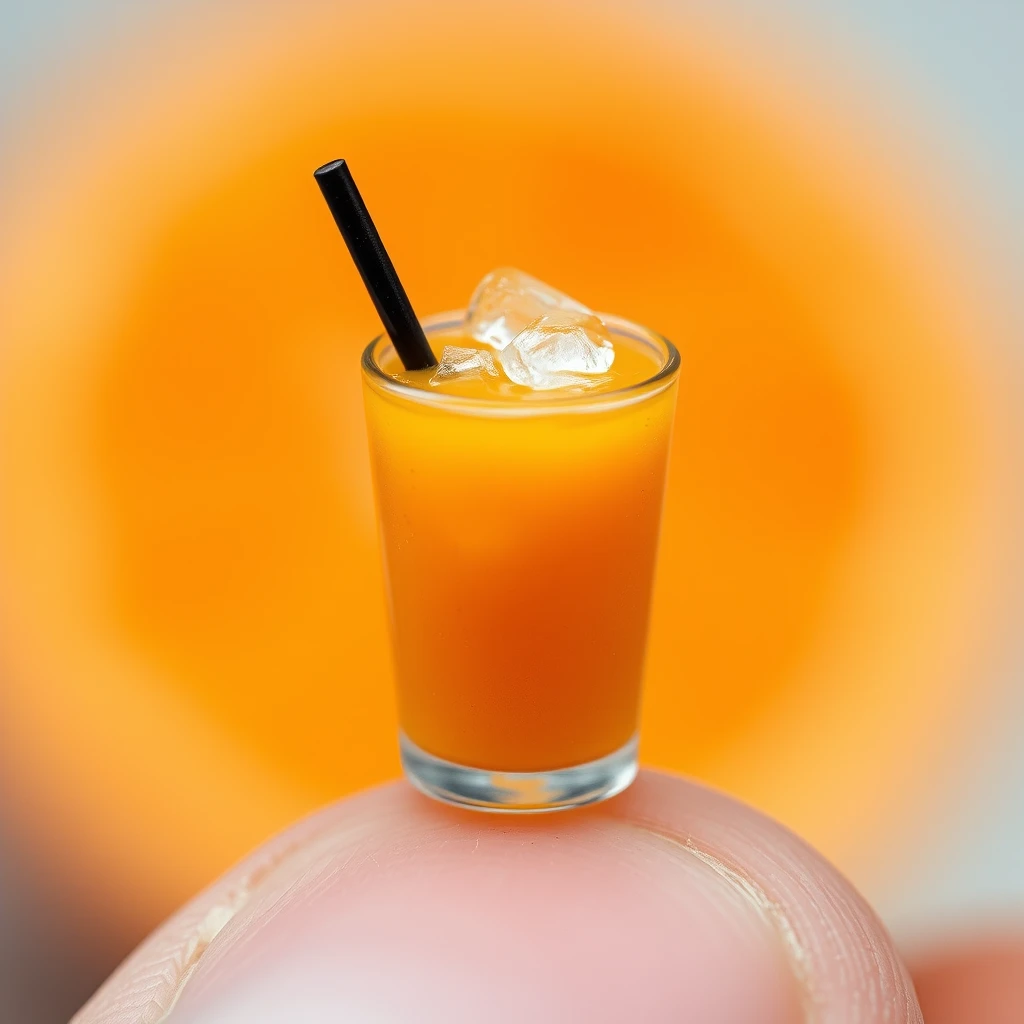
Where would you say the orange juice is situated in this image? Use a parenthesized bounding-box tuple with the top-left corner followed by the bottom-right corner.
(362, 312, 679, 810)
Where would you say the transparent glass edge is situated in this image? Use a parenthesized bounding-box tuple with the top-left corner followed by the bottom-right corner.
(361, 309, 680, 417)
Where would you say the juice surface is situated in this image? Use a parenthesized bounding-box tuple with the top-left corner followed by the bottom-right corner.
(364, 327, 677, 772)
(386, 329, 663, 399)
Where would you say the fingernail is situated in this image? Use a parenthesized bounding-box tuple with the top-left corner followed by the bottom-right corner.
(166, 822, 804, 1022)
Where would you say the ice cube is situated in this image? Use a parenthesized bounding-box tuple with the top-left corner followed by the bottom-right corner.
(499, 311, 616, 391)
(466, 267, 591, 351)
(429, 345, 499, 386)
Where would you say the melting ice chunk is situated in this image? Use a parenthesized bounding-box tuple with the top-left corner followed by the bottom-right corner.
(499, 311, 616, 391)
(466, 267, 591, 351)
(429, 345, 499, 386)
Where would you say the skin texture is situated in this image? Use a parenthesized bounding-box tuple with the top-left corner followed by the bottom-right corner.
(73, 771, 920, 1024)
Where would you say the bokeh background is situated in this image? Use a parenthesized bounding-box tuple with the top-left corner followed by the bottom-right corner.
(0, 1, 1021, 1020)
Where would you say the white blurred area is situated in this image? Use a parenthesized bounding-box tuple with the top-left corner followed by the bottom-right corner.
(0, 0, 1021, 1020)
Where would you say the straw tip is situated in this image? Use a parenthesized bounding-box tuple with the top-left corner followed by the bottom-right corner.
(313, 158, 347, 179)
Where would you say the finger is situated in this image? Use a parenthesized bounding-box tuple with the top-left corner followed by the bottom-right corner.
(73, 770, 920, 1024)
(908, 935, 1024, 1024)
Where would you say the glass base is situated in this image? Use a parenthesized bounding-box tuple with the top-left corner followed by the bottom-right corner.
(399, 732, 638, 813)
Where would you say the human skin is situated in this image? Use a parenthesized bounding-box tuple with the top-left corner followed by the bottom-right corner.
(73, 770, 929, 1023)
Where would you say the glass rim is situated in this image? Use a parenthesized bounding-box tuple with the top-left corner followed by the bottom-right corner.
(361, 309, 680, 417)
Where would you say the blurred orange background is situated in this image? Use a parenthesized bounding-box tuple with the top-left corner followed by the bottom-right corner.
(0, 1, 1020, 1019)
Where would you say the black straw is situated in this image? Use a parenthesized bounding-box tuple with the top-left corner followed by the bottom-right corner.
(314, 159, 436, 371)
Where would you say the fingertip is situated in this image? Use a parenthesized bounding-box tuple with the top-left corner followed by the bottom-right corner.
(167, 807, 803, 1022)
(74, 773, 920, 1023)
